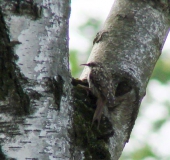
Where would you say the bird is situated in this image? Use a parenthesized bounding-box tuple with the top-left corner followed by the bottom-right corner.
(81, 62, 115, 127)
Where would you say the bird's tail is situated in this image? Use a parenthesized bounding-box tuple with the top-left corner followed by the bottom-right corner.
(92, 97, 105, 128)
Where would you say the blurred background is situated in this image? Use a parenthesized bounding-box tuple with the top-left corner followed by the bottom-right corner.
(69, 0, 170, 159)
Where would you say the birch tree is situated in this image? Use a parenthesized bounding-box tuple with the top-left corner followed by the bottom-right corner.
(0, 0, 169, 160)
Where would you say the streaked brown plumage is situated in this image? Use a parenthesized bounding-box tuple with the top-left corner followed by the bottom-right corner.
(81, 62, 115, 127)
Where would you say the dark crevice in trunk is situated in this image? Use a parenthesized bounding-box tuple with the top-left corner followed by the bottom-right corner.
(0, 9, 30, 116)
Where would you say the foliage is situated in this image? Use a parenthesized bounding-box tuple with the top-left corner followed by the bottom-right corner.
(70, 18, 102, 78)
(151, 55, 170, 83)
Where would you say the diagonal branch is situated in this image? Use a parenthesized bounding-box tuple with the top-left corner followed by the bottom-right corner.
(78, 0, 170, 159)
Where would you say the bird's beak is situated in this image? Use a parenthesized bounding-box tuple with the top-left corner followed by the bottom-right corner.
(81, 64, 88, 66)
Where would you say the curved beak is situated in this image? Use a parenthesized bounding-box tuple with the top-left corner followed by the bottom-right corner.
(81, 63, 88, 66)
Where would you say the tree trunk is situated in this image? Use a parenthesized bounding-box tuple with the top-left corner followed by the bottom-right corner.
(0, 0, 72, 159)
(0, 0, 170, 160)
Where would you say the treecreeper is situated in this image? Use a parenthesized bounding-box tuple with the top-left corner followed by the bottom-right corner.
(81, 62, 116, 127)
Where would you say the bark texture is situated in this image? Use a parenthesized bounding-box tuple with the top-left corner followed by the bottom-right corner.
(0, 0, 170, 160)
(79, 0, 170, 159)
(0, 0, 72, 159)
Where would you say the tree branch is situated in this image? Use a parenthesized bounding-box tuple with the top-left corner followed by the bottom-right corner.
(79, 0, 170, 159)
